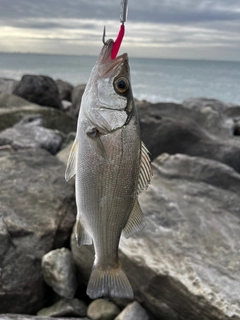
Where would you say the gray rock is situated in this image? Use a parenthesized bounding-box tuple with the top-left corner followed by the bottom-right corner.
(87, 299, 120, 320)
(0, 78, 19, 95)
(0, 94, 76, 134)
(62, 100, 72, 111)
(137, 100, 233, 138)
(0, 148, 76, 314)
(37, 298, 87, 317)
(0, 115, 62, 154)
(0, 315, 90, 320)
(71, 84, 86, 117)
(182, 97, 232, 112)
(115, 301, 149, 320)
(42, 248, 77, 299)
(57, 142, 73, 165)
(56, 79, 74, 102)
(13, 75, 63, 109)
(71, 153, 240, 320)
(138, 103, 240, 173)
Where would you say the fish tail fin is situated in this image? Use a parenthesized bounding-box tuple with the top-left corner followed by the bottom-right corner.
(86, 262, 133, 300)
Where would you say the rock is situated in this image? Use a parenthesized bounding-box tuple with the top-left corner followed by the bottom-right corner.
(182, 97, 232, 112)
(0, 94, 76, 134)
(42, 248, 77, 299)
(0, 78, 19, 95)
(115, 301, 149, 320)
(0, 148, 76, 314)
(13, 75, 63, 109)
(55, 79, 74, 102)
(62, 100, 72, 111)
(57, 142, 73, 165)
(87, 299, 120, 320)
(71, 153, 240, 320)
(138, 103, 240, 173)
(71, 84, 86, 117)
(0, 315, 90, 320)
(137, 100, 233, 140)
(37, 298, 87, 317)
(0, 114, 62, 154)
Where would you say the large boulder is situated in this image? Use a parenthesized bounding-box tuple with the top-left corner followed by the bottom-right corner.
(0, 115, 62, 154)
(71, 153, 240, 320)
(138, 104, 240, 173)
(0, 148, 76, 314)
(0, 94, 76, 134)
(13, 75, 63, 109)
(55, 79, 74, 102)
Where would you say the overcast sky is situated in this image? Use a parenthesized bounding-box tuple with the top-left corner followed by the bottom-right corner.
(0, 0, 240, 61)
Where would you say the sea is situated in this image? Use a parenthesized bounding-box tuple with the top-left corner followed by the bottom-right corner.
(0, 52, 240, 105)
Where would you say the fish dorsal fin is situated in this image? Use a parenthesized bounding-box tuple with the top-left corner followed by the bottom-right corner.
(123, 200, 145, 238)
(65, 139, 78, 182)
(138, 142, 152, 194)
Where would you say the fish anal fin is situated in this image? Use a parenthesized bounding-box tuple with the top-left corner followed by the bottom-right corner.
(123, 200, 145, 238)
(65, 139, 78, 182)
(138, 141, 152, 193)
(87, 262, 133, 300)
(75, 219, 92, 247)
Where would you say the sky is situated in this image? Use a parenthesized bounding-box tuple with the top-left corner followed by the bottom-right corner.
(0, 0, 240, 61)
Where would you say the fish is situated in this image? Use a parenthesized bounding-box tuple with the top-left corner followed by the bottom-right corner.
(65, 38, 152, 300)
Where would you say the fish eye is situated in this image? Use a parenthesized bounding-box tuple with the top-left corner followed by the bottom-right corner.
(114, 77, 129, 94)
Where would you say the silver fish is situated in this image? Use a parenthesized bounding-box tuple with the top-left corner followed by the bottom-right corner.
(65, 39, 152, 300)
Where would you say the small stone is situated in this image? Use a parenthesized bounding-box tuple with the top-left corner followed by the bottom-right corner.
(37, 298, 87, 317)
(115, 301, 149, 320)
(87, 299, 120, 320)
(42, 248, 77, 299)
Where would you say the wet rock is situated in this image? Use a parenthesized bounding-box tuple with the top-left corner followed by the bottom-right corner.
(0, 78, 19, 95)
(71, 154, 240, 320)
(0, 315, 90, 320)
(0, 148, 76, 314)
(56, 79, 74, 102)
(71, 84, 86, 117)
(0, 115, 62, 154)
(182, 97, 232, 112)
(62, 100, 72, 111)
(37, 298, 87, 317)
(42, 248, 77, 299)
(13, 75, 63, 109)
(87, 299, 120, 320)
(0, 94, 76, 133)
(138, 103, 240, 173)
(115, 301, 149, 320)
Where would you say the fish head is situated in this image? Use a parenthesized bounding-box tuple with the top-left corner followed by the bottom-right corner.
(81, 39, 134, 133)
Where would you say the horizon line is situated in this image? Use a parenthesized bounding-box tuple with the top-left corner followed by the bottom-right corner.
(0, 50, 240, 63)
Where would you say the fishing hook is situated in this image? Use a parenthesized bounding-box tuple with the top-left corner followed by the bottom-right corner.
(102, 25, 107, 45)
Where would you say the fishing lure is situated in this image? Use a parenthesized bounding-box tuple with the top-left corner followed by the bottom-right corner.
(102, 0, 128, 60)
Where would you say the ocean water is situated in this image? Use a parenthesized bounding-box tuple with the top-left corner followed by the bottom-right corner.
(0, 52, 240, 105)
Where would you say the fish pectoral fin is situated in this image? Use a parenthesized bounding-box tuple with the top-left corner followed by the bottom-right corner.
(138, 141, 152, 194)
(88, 133, 109, 163)
(75, 219, 92, 246)
(123, 200, 145, 238)
(65, 139, 78, 182)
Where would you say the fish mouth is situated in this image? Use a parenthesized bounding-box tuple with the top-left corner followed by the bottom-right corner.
(98, 39, 128, 77)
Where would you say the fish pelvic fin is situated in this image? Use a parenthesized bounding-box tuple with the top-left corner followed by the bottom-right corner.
(123, 200, 145, 238)
(87, 263, 133, 300)
(65, 139, 78, 181)
(75, 219, 92, 246)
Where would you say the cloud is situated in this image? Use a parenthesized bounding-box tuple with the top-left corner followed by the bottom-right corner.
(0, 0, 240, 60)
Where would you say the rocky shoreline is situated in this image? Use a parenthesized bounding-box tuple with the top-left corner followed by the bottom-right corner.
(0, 75, 240, 320)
